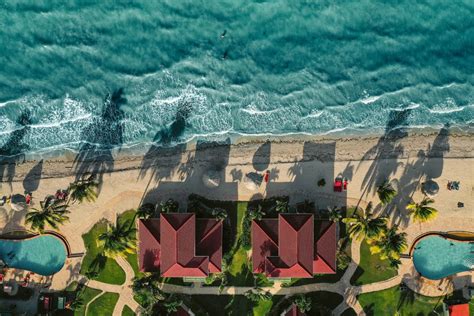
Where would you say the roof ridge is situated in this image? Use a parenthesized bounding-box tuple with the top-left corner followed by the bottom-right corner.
(315, 254, 335, 273)
(316, 221, 334, 240)
(198, 220, 221, 243)
(254, 220, 279, 246)
(177, 213, 195, 231)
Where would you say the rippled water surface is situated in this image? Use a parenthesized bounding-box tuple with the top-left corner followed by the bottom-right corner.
(0, 1, 473, 155)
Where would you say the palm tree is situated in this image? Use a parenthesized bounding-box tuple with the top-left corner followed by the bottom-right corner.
(407, 198, 438, 223)
(67, 176, 98, 204)
(211, 208, 228, 220)
(97, 220, 136, 258)
(25, 199, 70, 232)
(248, 205, 265, 221)
(159, 199, 179, 213)
(342, 202, 388, 241)
(68, 297, 84, 311)
(328, 206, 342, 222)
(293, 294, 312, 313)
(244, 288, 272, 302)
(369, 225, 407, 262)
(275, 199, 289, 213)
(377, 180, 397, 205)
(135, 203, 155, 220)
(164, 296, 183, 313)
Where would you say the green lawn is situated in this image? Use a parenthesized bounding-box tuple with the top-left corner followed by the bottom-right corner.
(87, 292, 119, 316)
(253, 299, 273, 316)
(226, 202, 257, 286)
(80, 220, 126, 285)
(74, 286, 102, 316)
(268, 291, 343, 316)
(117, 209, 143, 278)
(350, 241, 397, 285)
(236, 202, 247, 236)
(358, 285, 444, 316)
(122, 305, 135, 316)
(188, 295, 256, 315)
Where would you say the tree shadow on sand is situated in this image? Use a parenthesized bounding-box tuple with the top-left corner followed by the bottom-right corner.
(357, 109, 412, 198)
(384, 124, 450, 227)
(0, 110, 32, 186)
(72, 88, 126, 190)
(139, 99, 192, 182)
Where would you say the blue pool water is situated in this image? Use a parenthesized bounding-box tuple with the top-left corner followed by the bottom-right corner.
(413, 236, 474, 280)
(0, 1, 473, 157)
(0, 235, 67, 276)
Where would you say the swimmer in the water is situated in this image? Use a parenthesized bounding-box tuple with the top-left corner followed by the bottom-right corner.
(220, 30, 227, 38)
(223, 49, 228, 60)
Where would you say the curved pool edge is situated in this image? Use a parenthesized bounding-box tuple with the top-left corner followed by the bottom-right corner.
(408, 231, 474, 256)
(0, 229, 71, 257)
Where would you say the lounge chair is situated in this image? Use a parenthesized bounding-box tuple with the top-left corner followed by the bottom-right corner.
(334, 177, 347, 192)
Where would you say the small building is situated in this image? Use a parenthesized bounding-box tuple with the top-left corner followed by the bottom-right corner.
(138, 213, 223, 278)
(281, 304, 306, 316)
(252, 213, 336, 278)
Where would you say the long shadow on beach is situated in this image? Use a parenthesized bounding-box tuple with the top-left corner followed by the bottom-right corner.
(72, 89, 126, 190)
(386, 125, 450, 227)
(0, 110, 32, 187)
(139, 99, 192, 182)
(142, 138, 238, 207)
(357, 109, 412, 198)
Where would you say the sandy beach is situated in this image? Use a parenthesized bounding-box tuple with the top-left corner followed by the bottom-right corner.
(0, 130, 473, 290)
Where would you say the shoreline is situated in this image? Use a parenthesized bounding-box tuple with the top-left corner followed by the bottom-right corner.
(1, 128, 473, 182)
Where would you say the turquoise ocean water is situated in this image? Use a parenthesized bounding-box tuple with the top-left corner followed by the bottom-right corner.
(0, 1, 473, 156)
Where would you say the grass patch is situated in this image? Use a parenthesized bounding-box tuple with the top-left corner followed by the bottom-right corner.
(117, 209, 143, 278)
(74, 286, 102, 316)
(253, 299, 273, 316)
(269, 291, 343, 316)
(122, 305, 135, 316)
(188, 295, 256, 315)
(358, 285, 444, 315)
(80, 220, 126, 285)
(350, 241, 397, 285)
(87, 292, 119, 316)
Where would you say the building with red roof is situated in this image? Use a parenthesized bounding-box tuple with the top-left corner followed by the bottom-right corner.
(138, 213, 223, 277)
(282, 304, 306, 316)
(252, 213, 336, 278)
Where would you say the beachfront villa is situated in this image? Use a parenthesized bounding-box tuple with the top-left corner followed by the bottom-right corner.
(138, 213, 223, 277)
(252, 214, 336, 278)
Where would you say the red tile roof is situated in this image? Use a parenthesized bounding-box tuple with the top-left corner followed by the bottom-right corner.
(252, 214, 337, 278)
(313, 221, 337, 274)
(138, 213, 223, 277)
(138, 219, 161, 272)
(284, 304, 306, 316)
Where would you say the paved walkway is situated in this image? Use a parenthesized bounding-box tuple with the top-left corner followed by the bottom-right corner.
(86, 256, 140, 315)
(158, 235, 472, 316)
(158, 240, 397, 316)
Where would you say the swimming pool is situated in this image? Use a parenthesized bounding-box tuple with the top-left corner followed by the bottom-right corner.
(0, 235, 67, 276)
(413, 235, 473, 280)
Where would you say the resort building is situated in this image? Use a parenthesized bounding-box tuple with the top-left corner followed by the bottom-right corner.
(138, 213, 223, 277)
(252, 213, 337, 278)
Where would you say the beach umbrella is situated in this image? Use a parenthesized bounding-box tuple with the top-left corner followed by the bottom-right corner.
(10, 194, 26, 212)
(243, 172, 263, 191)
(422, 180, 439, 197)
(202, 170, 221, 189)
